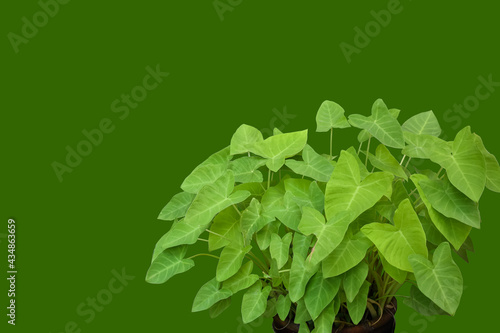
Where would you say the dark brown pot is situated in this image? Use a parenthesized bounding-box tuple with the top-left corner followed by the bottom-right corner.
(273, 299, 397, 333)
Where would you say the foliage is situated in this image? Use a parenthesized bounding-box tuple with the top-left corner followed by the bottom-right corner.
(147, 99, 500, 331)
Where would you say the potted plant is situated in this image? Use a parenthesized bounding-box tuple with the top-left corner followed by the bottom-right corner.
(146, 99, 500, 332)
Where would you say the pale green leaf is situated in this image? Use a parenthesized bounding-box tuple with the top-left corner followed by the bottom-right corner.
(380, 254, 407, 284)
(222, 261, 259, 294)
(474, 134, 500, 193)
(249, 130, 308, 172)
(420, 178, 481, 229)
(298, 208, 353, 265)
(368, 144, 407, 180)
(361, 199, 428, 272)
(146, 246, 194, 284)
(402, 132, 449, 159)
(411, 174, 471, 250)
(357, 109, 400, 143)
(312, 301, 336, 333)
(181, 147, 231, 193)
(347, 281, 370, 325)
(276, 294, 292, 321)
(409, 242, 463, 315)
(295, 298, 312, 323)
(325, 150, 393, 221)
(270, 233, 293, 269)
(292, 232, 313, 258)
(241, 198, 274, 240)
(241, 282, 272, 323)
(348, 99, 405, 149)
(315, 100, 350, 132)
(192, 278, 233, 312)
(289, 254, 319, 302)
(208, 207, 242, 252)
(230, 124, 264, 155)
(285, 144, 335, 182)
(158, 192, 196, 221)
(402, 111, 442, 137)
(322, 231, 372, 278)
(346, 147, 370, 180)
(304, 271, 341, 320)
(256, 220, 280, 250)
(285, 178, 324, 211)
(216, 245, 252, 282)
(229, 157, 267, 183)
(154, 222, 206, 254)
(343, 262, 369, 303)
(429, 127, 486, 202)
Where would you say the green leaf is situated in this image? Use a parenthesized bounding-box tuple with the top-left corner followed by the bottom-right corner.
(295, 298, 312, 323)
(285, 178, 324, 211)
(216, 245, 252, 282)
(346, 147, 370, 180)
(270, 233, 293, 269)
(420, 178, 481, 229)
(343, 262, 369, 303)
(292, 232, 313, 258)
(315, 100, 350, 132)
(208, 207, 242, 252)
(249, 130, 308, 172)
(241, 282, 272, 323)
(154, 222, 206, 254)
(474, 134, 500, 193)
(264, 298, 278, 318)
(408, 242, 463, 315)
(261, 180, 303, 231)
(289, 254, 319, 302)
(368, 144, 407, 180)
(361, 199, 428, 272)
(402, 111, 442, 137)
(222, 261, 259, 294)
(357, 109, 400, 143)
(402, 132, 449, 159)
(146, 246, 194, 284)
(380, 254, 407, 284)
(276, 294, 292, 321)
(209, 298, 232, 318)
(285, 144, 335, 182)
(347, 281, 370, 325)
(230, 124, 264, 155)
(404, 285, 447, 317)
(298, 207, 353, 265)
(229, 157, 267, 183)
(256, 220, 280, 250)
(411, 174, 471, 250)
(241, 198, 274, 240)
(304, 271, 341, 320)
(348, 99, 405, 149)
(429, 127, 486, 202)
(192, 278, 233, 312)
(322, 231, 372, 278)
(181, 147, 231, 194)
(325, 150, 393, 221)
(312, 301, 337, 333)
(158, 192, 196, 221)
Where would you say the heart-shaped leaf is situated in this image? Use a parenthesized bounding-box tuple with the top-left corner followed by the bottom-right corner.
(208, 207, 242, 252)
(216, 245, 252, 282)
(325, 150, 393, 221)
(312, 301, 337, 333)
(276, 294, 292, 321)
(241, 282, 272, 323)
(474, 134, 500, 193)
(348, 99, 405, 148)
(222, 261, 259, 294)
(230, 157, 267, 183)
(289, 254, 319, 302)
(404, 285, 447, 317)
(146, 245, 194, 284)
(368, 144, 407, 180)
(315, 100, 350, 132)
(270, 233, 293, 269)
(158, 192, 196, 221)
(241, 198, 274, 240)
(230, 124, 264, 155)
(285, 144, 335, 182)
(249, 130, 308, 172)
(402, 132, 449, 159)
(361, 199, 428, 272)
(343, 262, 369, 303)
(402, 111, 442, 137)
(347, 281, 371, 325)
(192, 278, 233, 312)
(408, 242, 463, 315)
(304, 271, 341, 320)
(429, 127, 486, 202)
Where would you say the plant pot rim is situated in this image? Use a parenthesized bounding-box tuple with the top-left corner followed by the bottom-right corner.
(273, 298, 397, 333)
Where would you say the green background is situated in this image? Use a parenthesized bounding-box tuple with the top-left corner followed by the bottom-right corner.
(2, 1, 499, 332)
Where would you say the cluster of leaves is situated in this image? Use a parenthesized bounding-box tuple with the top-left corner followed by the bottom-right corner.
(146, 99, 500, 332)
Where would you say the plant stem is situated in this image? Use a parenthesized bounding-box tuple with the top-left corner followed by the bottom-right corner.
(232, 204, 242, 216)
(248, 251, 268, 274)
(330, 128, 334, 159)
(197, 238, 209, 242)
(358, 141, 364, 155)
(268, 169, 271, 189)
(437, 167, 444, 178)
(365, 137, 372, 167)
(405, 157, 412, 168)
(400, 155, 406, 166)
(205, 229, 231, 242)
(188, 253, 220, 260)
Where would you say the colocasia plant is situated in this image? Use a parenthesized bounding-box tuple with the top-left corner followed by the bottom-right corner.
(146, 99, 500, 332)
